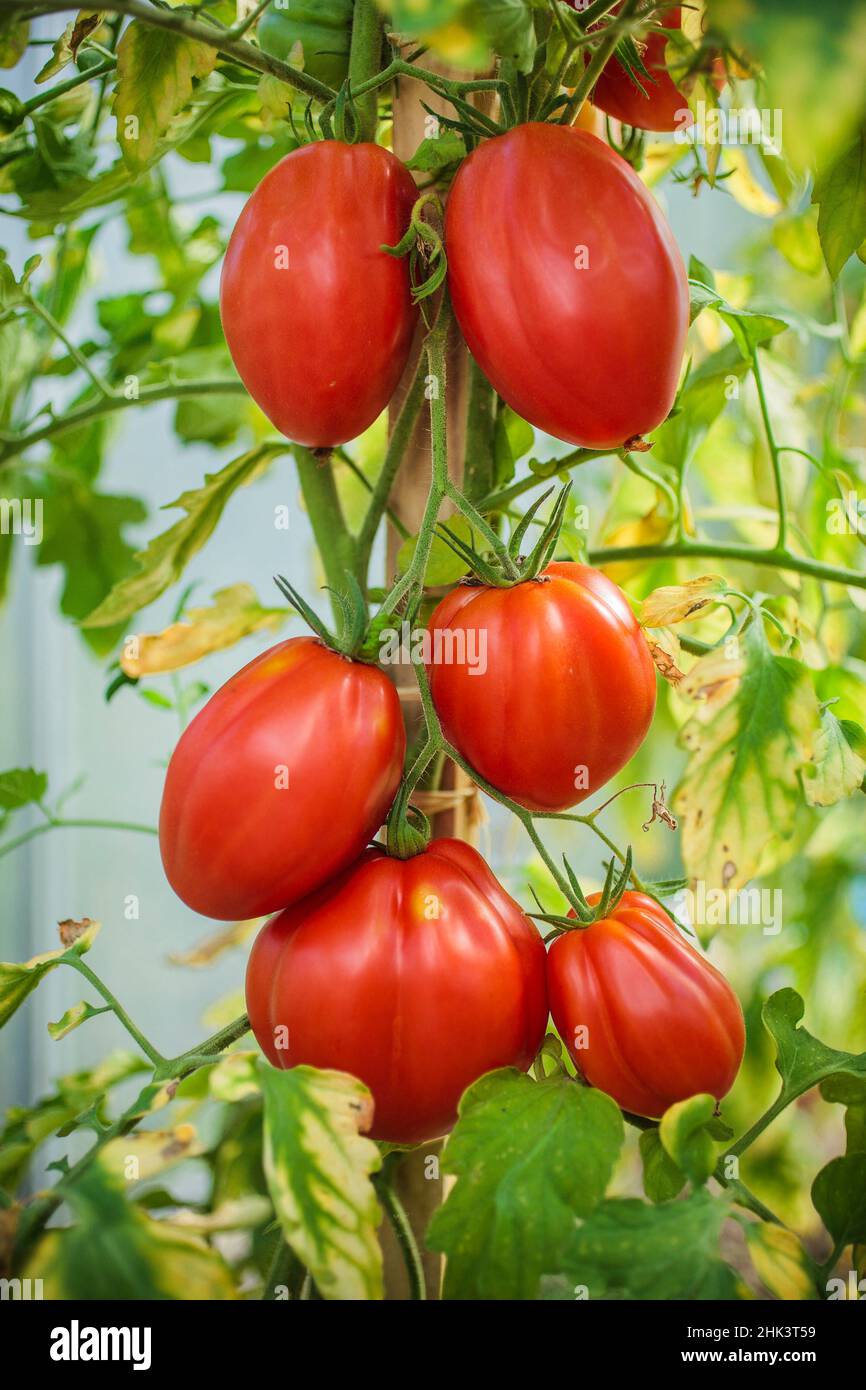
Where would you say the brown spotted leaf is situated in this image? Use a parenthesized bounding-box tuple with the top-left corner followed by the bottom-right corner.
(674, 622, 819, 893)
(642, 575, 727, 627)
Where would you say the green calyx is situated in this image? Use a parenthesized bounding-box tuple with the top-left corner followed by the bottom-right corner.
(381, 193, 447, 306)
(531, 846, 634, 937)
(438, 480, 572, 588)
(274, 571, 371, 659)
(385, 791, 431, 860)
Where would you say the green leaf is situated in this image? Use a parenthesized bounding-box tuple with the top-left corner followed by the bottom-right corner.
(0, 249, 40, 312)
(427, 1069, 624, 1300)
(396, 512, 475, 586)
(37, 479, 148, 655)
(820, 1074, 866, 1156)
(804, 709, 866, 806)
(493, 403, 534, 485)
(0, 921, 100, 1030)
(812, 1154, 866, 1249)
(653, 341, 750, 472)
(812, 129, 866, 279)
(763, 989, 866, 1103)
(0, 767, 48, 813)
(540, 1191, 738, 1300)
(406, 132, 466, 177)
(659, 1095, 718, 1186)
(114, 21, 217, 170)
(639, 1129, 686, 1204)
(674, 620, 820, 893)
(23, 1164, 236, 1299)
(687, 279, 789, 358)
(258, 1061, 383, 1301)
(82, 445, 279, 629)
(772, 213, 825, 277)
(476, 0, 535, 74)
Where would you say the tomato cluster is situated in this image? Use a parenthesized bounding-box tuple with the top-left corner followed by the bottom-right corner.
(160, 103, 746, 1143)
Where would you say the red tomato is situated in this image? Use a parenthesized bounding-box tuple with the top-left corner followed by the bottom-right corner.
(246, 839, 548, 1143)
(444, 123, 688, 448)
(592, 5, 689, 133)
(547, 892, 745, 1118)
(220, 141, 418, 448)
(159, 637, 405, 920)
(426, 561, 657, 813)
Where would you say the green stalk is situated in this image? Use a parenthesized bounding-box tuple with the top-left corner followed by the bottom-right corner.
(347, 0, 384, 143)
(293, 447, 358, 626)
(0, 816, 157, 862)
(586, 538, 866, 590)
(374, 1171, 427, 1300)
(751, 352, 788, 550)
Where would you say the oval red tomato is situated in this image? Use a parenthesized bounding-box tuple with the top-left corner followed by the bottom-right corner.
(220, 141, 418, 448)
(444, 122, 688, 449)
(426, 561, 657, 812)
(547, 891, 745, 1118)
(246, 838, 548, 1143)
(159, 637, 405, 920)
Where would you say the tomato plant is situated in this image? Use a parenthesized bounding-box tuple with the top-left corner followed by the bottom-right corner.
(246, 838, 548, 1143)
(221, 140, 418, 447)
(1, 0, 866, 1325)
(445, 123, 689, 447)
(548, 891, 745, 1118)
(159, 636, 405, 919)
(427, 561, 657, 811)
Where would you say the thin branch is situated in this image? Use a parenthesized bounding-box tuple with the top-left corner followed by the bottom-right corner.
(12, 0, 336, 102)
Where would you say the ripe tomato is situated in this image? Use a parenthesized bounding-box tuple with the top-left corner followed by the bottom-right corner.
(220, 141, 418, 448)
(426, 561, 656, 812)
(246, 838, 548, 1143)
(444, 123, 688, 448)
(159, 637, 405, 920)
(547, 892, 745, 1118)
(592, 5, 689, 133)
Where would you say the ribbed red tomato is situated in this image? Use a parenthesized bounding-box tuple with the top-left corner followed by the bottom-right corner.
(220, 141, 418, 448)
(426, 562, 657, 812)
(159, 637, 405, 920)
(444, 123, 688, 449)
(547, 892, 745, 1118)
(246, 839, 548, 1143)
(592, 5, 689, 132)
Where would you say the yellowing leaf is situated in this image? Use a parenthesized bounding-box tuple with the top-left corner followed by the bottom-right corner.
(599, 508, 672, 585)
(101, 1125, 202, 1182)
(674, 622, 819, 893)
(35, 11, 101, 84)
(259, 1062, 382, 1301)
(169, 916, 260, 967)
(722, 147, 782, 218)
(746, 1223, 816, 1302)
(122, 584, 285, 677)
(114, 21, 217, 169)
(23, 1164, 236, 1300)
(804, 709, 866, 807)
(642, 575, 727, 626)
(647, 634, 685, 687)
